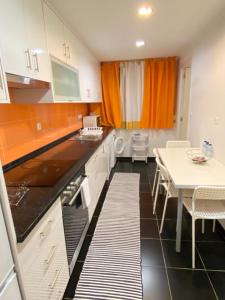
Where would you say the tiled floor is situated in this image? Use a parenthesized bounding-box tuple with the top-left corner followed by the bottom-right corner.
(64, 160, 225, 300)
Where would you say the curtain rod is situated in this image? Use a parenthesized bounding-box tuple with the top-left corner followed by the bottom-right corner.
(101, 56, 179, 64)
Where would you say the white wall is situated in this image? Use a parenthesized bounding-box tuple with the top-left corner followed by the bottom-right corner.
(187, 14, 225, 228)
(188, 15, 225, 163)
(116, 128, 177, 157)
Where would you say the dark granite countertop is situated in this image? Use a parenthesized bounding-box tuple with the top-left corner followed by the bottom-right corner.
(4, 127, 113, 243)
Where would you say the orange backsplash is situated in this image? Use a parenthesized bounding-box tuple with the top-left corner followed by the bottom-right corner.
(0, 103, 88, 166)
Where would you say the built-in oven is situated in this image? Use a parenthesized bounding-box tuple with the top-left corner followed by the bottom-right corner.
(60, 174, 90, 273)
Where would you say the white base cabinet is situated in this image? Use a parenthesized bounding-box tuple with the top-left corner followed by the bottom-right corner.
(17, 200, 69, 300)
(85, 131, 114, 220)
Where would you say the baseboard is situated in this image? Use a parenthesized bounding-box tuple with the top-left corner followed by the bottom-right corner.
(116, 157, 156, 162)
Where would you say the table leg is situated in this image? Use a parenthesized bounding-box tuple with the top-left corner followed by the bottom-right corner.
(176, 189, 183, 252)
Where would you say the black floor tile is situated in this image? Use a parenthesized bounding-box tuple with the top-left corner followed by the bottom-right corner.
(141, 219, 159, 239)
(77, 235, 92, 261)
(160, 219, 191, 241)
(185, 219, 225, 243)
(208, 271, 225, 299)
(168, 268, 216, 300)
(140, 183, 151, 193)
(142, 267, 171, 300)
(162, 240, 204, 269)
(141, 239, 164, 267)
(155, 195, 179, 220)
(63, 261, 83, 299)
(93, 200, 103, 216)
(140, 192, 153, 205)
(140, 203, 156, 219)
(197, 241, 225, 270)
(87, 216, 98, 235)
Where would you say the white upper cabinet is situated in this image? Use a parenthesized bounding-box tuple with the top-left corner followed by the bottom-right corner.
(0, 0, 30, 77)
(43, 3, 65, 62)
(77, 44, 102, 102)
(24, 0, 51, 82)
(43, 3, 102, 102)
(0, 0, 51, 82)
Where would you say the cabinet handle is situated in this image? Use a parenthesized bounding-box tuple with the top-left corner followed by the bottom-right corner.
(48, 267, 62, 289)
(33, 53, 39, 72)
(87, 88, 90, 98)
(63, 43, 67, 56)
(44, 245, 57, 265)
(39, 219, 54, 240)
(66, 45, 70, 59)
(25, 49, 32, 69)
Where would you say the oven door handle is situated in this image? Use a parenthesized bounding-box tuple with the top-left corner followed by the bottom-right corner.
(65, 176, 86, 207)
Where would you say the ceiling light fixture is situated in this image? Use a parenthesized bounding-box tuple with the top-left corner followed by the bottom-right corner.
(136, 40, 145, 48)
(138, 6, 153, 16)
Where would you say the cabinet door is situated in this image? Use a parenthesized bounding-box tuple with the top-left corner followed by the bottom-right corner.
(43, 3, 66, 62)
(63, 26, 79, 68)
(0, 0, 30, 77)
(24, 0, 51, 82)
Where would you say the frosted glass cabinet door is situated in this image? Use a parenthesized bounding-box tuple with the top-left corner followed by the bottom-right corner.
(51, 59, 81, 102)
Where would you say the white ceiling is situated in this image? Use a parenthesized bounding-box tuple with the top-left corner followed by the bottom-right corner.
(48, 0, 225, 61)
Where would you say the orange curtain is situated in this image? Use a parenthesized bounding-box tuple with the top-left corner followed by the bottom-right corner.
(140, 57, 178, 129)
(100, 62, 122, 128)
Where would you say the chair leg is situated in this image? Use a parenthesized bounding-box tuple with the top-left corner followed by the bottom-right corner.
(160, 192, 169, 234)
(213, 219, 216, 232)
(192, 217, 196, 269)
(153, 175, 160, 215)
(201, 219, 205, 234)
(152, 168, 158, 197)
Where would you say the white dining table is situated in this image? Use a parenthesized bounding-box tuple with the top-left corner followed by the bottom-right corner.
(158, 147, 225, 252)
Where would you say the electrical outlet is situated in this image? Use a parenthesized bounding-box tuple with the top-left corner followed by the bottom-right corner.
(78, 114, 83, 120)
(36, 122, 42, 131)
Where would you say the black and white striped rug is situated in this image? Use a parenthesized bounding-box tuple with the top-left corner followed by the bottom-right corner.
(74, 173, 142, 300)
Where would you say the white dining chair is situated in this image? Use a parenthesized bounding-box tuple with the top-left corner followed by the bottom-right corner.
(153, 158, 193, 227)
(166, 140, 191, 148)
(152, 148, 160, 197)
(183, 186, 225, 268)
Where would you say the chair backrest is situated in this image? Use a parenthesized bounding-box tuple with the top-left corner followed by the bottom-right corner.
(193, 186, 225, 201)
(166, 140, 191, 148)
(155, 157, 170, 182)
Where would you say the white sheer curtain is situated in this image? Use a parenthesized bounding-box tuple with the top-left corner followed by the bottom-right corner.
(120, 61, 144, 128)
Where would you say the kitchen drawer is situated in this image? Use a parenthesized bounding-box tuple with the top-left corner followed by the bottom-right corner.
(17, 200, 63, 273)
(23, 240, 69, 300)
(40, 243, 69, 300)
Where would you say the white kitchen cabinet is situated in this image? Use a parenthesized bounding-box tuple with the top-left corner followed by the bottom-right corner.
(43, 3, 65, 62)
(0, 0, 51, 82)
(63, 27, 79, 68)
(24, 0, 51, 82)
(17, 200, 69, 300)
(0, 0, 30, 78)
(43, 3, 102, 102)
(85, 138, 111, 220)
(78, 44, 102, 102)
(0, 55, 9, 103)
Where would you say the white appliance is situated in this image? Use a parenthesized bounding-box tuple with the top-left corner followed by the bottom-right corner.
(0, 166, 22, 300)
(83, 115, 101, 128)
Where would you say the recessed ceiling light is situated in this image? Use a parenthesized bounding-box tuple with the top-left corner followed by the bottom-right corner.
(138, 6, 153, 16)
(136, 40, 145, 48)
